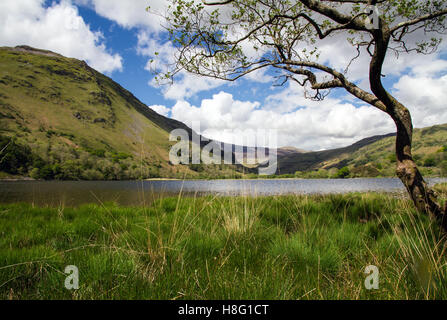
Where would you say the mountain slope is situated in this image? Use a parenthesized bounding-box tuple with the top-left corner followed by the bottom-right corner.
(0, 46, 240, 180)
(275, 133, 396, 173)
(342, 124, 447, 177)
(275, 124, 447, 177)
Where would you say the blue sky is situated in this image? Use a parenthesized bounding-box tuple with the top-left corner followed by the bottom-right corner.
(44, 0, 276, 110)
(1, 0, 446, 150)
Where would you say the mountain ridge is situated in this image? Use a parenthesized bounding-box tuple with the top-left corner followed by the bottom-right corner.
(0, 45, 242, 179)
(0, 45, 445, 180)
(275, 125, 446, 178)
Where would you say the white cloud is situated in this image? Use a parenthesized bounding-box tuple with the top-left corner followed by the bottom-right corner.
(171, 92, 260, 130)
(161, 75, 226, 101)
(170, 90, 395, 150)
(393, 73, 447, 128)
(290, 19, 447, 90)
(167, 54, 447, 150)
(149, 104, 171, 117)
(7, 0, 444, 151)
(0, 0, 122, 73)
(137, 31, 227, 100)
(74, 0, 167, 31)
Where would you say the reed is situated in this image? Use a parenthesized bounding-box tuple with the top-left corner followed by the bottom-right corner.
(1, 189, 446, 299)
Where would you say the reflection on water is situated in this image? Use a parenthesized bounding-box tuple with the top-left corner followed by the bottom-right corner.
(0, 178, 446, 207)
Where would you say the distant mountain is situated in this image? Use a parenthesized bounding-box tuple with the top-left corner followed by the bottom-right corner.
(273, 124, 447, 178)
(278, 146, 309, 155)
(275, 133, 396, 173)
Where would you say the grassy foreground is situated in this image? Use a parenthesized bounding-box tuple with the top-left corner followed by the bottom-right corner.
(1, 188, 447, 300)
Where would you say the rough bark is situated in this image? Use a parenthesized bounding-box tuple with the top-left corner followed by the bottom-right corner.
(392, 105, 447, 232)
(369, 25, 447, 232)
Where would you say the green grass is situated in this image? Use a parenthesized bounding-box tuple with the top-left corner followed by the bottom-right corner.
(1, 191, 447, 300)
(434, 183, 447, 195)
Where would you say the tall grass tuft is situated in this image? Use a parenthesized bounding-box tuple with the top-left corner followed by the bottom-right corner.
(1, 189, 447, 299)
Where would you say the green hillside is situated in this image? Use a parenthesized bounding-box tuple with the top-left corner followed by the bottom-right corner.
(0, 46, 241, 180)
(343, 124, 447, 178)
(280, 124, 447, 178)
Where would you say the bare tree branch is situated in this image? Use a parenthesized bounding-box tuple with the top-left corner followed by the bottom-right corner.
(203, 0, 235, 5)
(300, 0, 369, 31)
(391, 8, 447, 34)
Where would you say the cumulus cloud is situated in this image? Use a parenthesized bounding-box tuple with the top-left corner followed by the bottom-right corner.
(393, 74, 447, 128)
(5, 0, 445, 151)
(296, 30, 447, 96)
(136, 30, 227, 100)
(166, 55, 447, 150)
(171, 92, 260, 130)
(73, 0, 167, 31)
(156, 17, 447, 150)
(161, 75, 226, 101)
(0, 0, 122, 73)
(149, 104, 171, 117)
(167, 90, 395, 150)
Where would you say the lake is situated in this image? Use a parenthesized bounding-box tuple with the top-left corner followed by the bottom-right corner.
(1, 178, 446, 207)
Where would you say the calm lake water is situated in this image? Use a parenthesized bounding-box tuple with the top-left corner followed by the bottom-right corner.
(0, 178, 446, 207)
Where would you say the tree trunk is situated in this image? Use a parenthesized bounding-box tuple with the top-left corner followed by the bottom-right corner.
(391, 104, 447, 232)
(368, 25, 447, 233)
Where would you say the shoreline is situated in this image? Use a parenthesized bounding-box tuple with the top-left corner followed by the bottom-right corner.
(0, 190, 413, 210)
(0, 177, 36, 182)
(1, 176, 446, 182)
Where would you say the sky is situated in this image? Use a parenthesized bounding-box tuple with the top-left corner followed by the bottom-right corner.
(0, 0, 446, 151)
